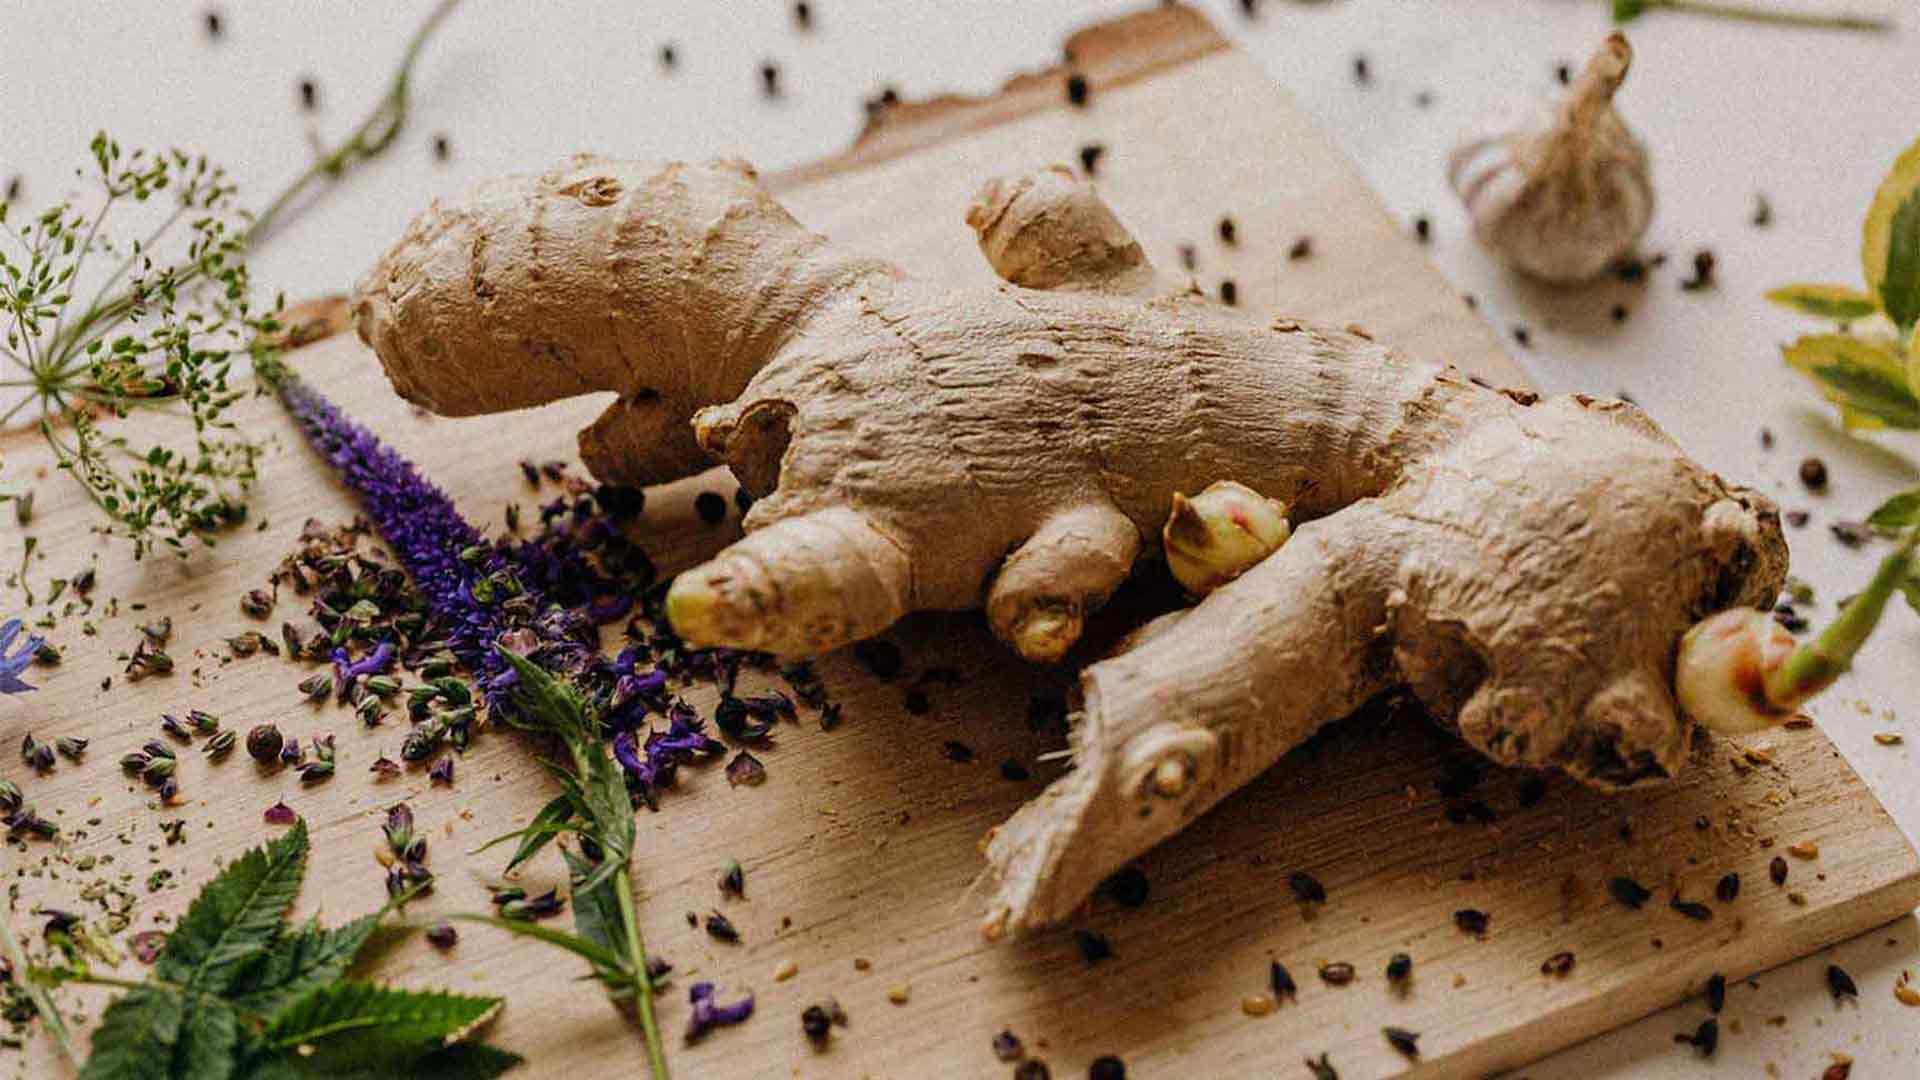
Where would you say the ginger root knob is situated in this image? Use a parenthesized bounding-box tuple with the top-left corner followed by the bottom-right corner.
(1162, 481, 1291, 596)
(1674, 608, 1798, 735)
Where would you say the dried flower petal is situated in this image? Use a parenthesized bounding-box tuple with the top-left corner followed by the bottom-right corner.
(264, 801, 297, 825)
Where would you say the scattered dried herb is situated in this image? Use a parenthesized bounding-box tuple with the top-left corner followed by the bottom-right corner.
(1542, 950, 1576, 977)
(941, 740, 975, 764)
(1088, 1055, 1126, 1080)
(1670, 897, 1713, 921)
(1104, 867, 1150, 908)
(1827, 963, 1858, 1002)
(1288, 236, 1313, 260)
(992, 1028, 1025, 1062)
(706, 911, 741, 944)
(1674, 1017, 1717, 1057)
(1305, 1051, 1339, 1080)
(1318, 962, 1355, 986)
(1000, 758, 1031, 782)
(1386, 952, 1412, 985)
(1066, 72, 1089, 107)
(1079, 144, 1106, 176)
(1220, 279, 1238, 306)
(1383, 1026, 1420, 1059)
(1218, 216, 1238, 246)
(1607, 876, 1653, 910)
(726, 750, 767, 787)
(1770, 855, 1789, 886)
(1679, 249, 1717, 291)
(1270, 960, 1297, 1001)
(1798, 458, 1828, 490)
(1706, 972, 1726, 1013)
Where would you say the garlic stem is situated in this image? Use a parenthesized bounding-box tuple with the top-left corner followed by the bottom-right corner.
(1630, 0, 1893, 32)
(1562, 32, 1632, 134)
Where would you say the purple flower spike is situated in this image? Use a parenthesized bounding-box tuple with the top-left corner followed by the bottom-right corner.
(0, 618, 45, 694)
(335, 641, 397, 681)
(686, 981, 755, 1041)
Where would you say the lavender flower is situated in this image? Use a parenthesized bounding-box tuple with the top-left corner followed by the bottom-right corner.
(0, 618, 44, 694)
(612, 704, 725, 808)
(685, 982, 755, 1041)
(278, 375, 590, 718)
(332, 641, 397, 684)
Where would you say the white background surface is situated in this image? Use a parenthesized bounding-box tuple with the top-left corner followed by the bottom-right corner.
(4, 1, 1918, 1075)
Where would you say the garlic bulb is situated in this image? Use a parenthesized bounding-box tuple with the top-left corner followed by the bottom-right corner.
(1448, 32, 1653, 284)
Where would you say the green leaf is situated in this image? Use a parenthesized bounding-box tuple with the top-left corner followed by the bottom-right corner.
(1881, 187, 1920, 333)
(157, 819, 308, 996)
(80, 986, 183, 1080)
(226, 913, 380, 1017)
(560, 848, 628, 996)
(1900, 572, 1920, 615)
(1783, 333, 1920, 430)
(1863, 135, 1920, 319)
(1764, 284, 1879, 321)
(258, 982, 503, 1070)
(445, 914, 632, 976)
(1868, 491, 1920, 530)
(171, 996, 241, 1080)
(482, 795, 572, 873)
(496, 650, 587, 743)
(242, 1042, 522, 1080)
(1612, 0, 1647, 22)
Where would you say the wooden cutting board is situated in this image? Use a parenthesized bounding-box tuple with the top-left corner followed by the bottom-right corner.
(7, 5, 1916, 1078)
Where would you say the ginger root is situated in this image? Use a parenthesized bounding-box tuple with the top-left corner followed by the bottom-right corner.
(355, 156, 1786, 933)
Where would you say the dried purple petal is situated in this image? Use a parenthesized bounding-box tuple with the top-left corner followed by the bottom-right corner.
(128, 930, 167, 965)
(686, 981, 755, 1041)
(725, 750, 766, 788)
(705, 911, 741, 943)
(1383, 1027, 1420, 1059)
(719, 859, 745, 899)
(370, 755, 402, 779)
(263, 801, 297, 825)
(428, 756, 455, 785)
(425, 920, 458, 949)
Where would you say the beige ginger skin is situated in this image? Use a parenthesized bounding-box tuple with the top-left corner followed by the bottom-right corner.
(355, 156, 1786, 934)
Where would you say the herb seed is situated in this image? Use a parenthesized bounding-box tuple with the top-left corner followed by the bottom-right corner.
(1715, 872, 1740, 903)
(1674, 1017, 1717, 1057)
(1827, 963, 1858, 1002)
(1670, 898, 1713, 922)
(1079, 143, 1105, 176)
(1218, 216, 1237, 245)
(1706, 972, 1726, 1013)
(991, 1029, 1024, 1062)
(1270, 960, 1297, 1000)
(1770, 855, 1789, 886)
(1386, 952, 1412, 985)
(1541, 950, 1576, 977)
(1454, 908, 1490, 937)
(1318, 961, 1355, 986)
(1220, 279, 1238, 306)
(1607, 876, 1652, 910)
(1383, 1027, 1420, 1059)
(1066, 72, 1089, 107)
(1798, 457, 1827, 491)
(1287, 871, 1326, 904)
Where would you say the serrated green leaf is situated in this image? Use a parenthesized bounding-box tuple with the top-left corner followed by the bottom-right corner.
(171, 996, 240, 1080)
(259, 982, 503, 1070)
(79, 986, 183, 1080)
(1783, 333, 1920, 430)
(496, 650, 588, 743)
(482, 795, 572, 872)
(1864, 135, 1920, 318)
(157, 819, 308, 996)
(1881, 187, 1920, 332)
(1765, 284, 1879, 321)
(1868, 491, 1920, 529)
(226, 913, 380, 1017)
(446, 914, 632, 976)
(241, 1042, 522, 1080)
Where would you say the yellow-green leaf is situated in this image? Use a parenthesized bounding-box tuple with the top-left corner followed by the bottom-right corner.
(1782, 333, 1920, 430)
(1862, 135, 1920, 317)
(1909, 322, 1920, 400)
(1764, 284, 1878, 322)
(1881, 188, 1920, 332)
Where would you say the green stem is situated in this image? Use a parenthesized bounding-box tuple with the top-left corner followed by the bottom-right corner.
(1765, 528, 1919, 706)
(614, 871, 670, 1080)
(1641, 0, 1894, 31)
(0, 913, 77, 1070)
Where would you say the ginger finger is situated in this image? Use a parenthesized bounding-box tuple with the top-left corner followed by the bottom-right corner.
(986, 502, 1141, 663)
(983, 505, 1398, 935)
(578, 392, 714, 488)
(665, 508, 912, 658)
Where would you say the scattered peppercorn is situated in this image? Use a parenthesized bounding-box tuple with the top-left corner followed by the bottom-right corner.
(1287, 871, 1326, 904)
(1770, 855, 1789, 886)
(426, 920, 458, 949)
(1220, 279, 1238, 306)
(1670, 898, 1713, 922)
(719, 858, 745, 899)
(801, 1003, 832, 1047)
(1066, 72, 1089, 107)
(1715, 873, 1740, 903)
(1607, 876, 1652, 910)
(1074, 928, 1113, 966)
(1318, 961, 1355, 986)
(1383, 1027, 1420, 1059)
(992, 1029, 1025, 1062)
(1454, 909, 1490, 937)
(693, 491, 728, 525)
(1386, 952, 1412, 985)
(1104, 866, 1150, 908)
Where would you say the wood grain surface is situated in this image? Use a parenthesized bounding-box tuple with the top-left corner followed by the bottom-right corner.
(5, 5, 1914, 1079)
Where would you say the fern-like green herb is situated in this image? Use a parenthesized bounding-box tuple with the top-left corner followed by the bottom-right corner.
(0, 0, 459, 558)
(24, 819, 521, 1080)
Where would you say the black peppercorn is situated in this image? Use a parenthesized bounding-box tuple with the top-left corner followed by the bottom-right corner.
(246, 723, 284, 764)
(1798, 457, 1828, 491)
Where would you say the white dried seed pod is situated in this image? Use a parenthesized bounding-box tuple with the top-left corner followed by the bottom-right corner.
(1162, 480, 1291, 596)
(1448, 32, 1653, 284)
(1674, 608, 1797, 735)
